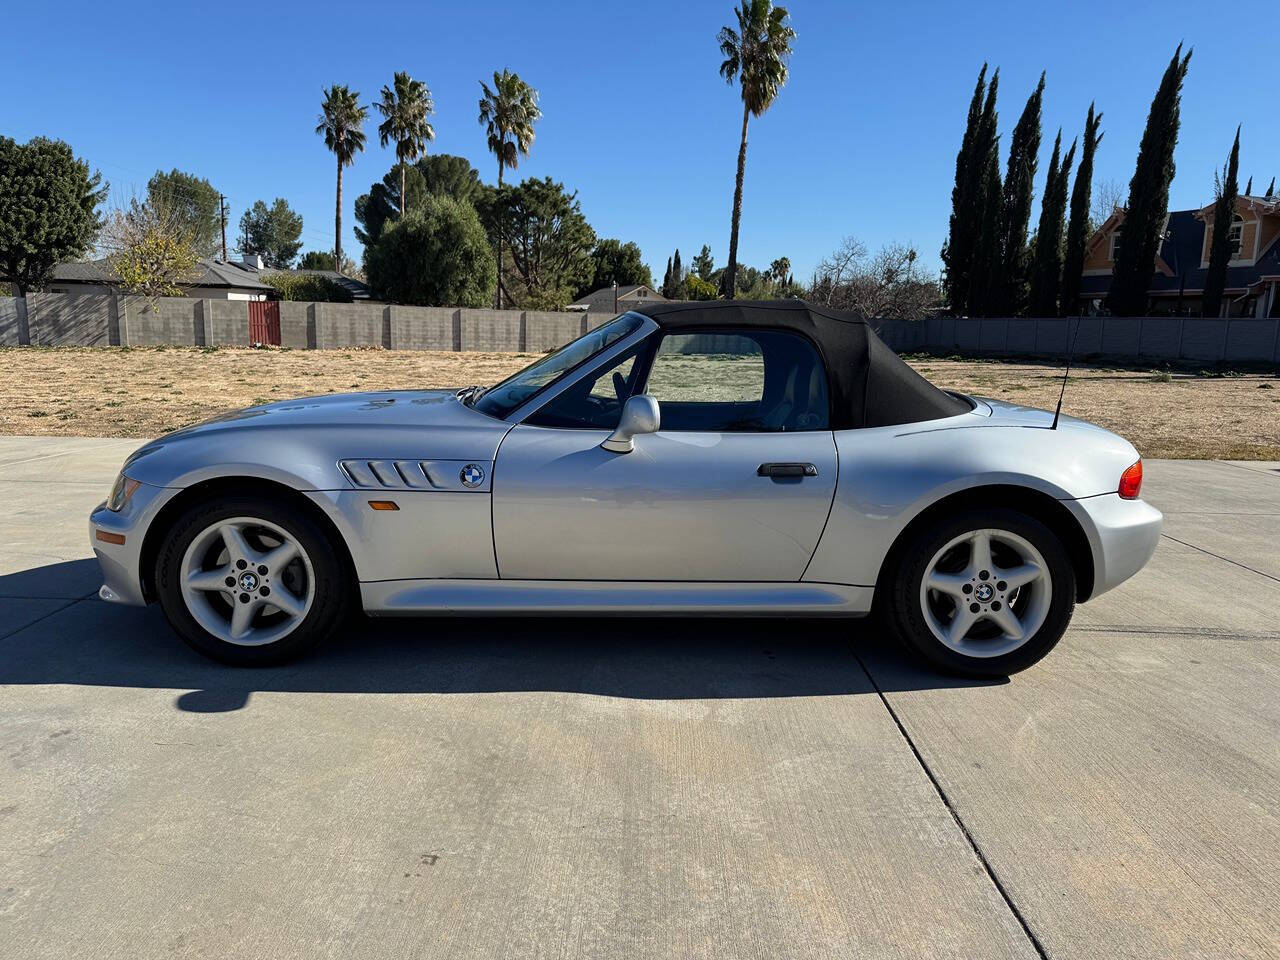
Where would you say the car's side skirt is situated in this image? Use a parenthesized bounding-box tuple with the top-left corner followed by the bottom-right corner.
(360, 579, 874, 616)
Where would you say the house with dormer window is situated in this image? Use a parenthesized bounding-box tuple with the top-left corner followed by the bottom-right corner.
(1076, 193, 1280, 317)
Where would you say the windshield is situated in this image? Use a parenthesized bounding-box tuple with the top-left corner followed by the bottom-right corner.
(471, 313, 646, 419)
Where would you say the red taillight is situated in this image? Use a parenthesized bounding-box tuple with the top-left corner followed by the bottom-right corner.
(1118, 459, 1143, 499)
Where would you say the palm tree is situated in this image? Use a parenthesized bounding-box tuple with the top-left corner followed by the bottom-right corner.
(478, 69, 541, 308)
(376, 72, 435, 219)
(718, 0, 795, 299)
(316, 85, 368, 270)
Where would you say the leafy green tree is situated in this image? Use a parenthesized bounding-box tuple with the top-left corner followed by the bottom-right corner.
(478, 69, 541, 308)
(1202, 127, 1240, 318)
(237, 198, 303, 268)
(0, 137, 105, 295)
(365, 195, 495, 307)
(1109, 45, 1192, 316)
(355, 154, 491, 250)
(967, 74, 1003, 317)
(376, 71, 435, 219)
(683, 273, 719, 300)
(299, 250, 337, 270)
(692, 244, 715, 280)
(1060, 103, 1104, 316)
(482, 177, 595, 310)
(583, 238, 652, 298)
(997, 72, 1045, 315)
(1028, 132, 1076, 317)
(769, 256, 791, 285)
(942, 64, 990, 315)
(717, 0, 795, 299)
(146, 169, 221, 258)
(316, 84, 369, 271)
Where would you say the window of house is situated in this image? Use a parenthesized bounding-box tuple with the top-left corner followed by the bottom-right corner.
(643, 330, 829, 432)
(1228, 216, 1244, 258)
(1110, 227, 1124, 262)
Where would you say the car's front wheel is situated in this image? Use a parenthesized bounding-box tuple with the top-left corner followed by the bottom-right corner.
(886, 507, 1076, 677)
(155, 493, 352, 665)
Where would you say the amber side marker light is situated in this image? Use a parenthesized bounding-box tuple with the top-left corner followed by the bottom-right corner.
(368, 500, 400, 511)
(95, 530, 127, 545)
(1118, 460, 1143, 500)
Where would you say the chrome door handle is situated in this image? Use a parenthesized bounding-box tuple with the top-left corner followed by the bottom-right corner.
(757, 462, 818, 478)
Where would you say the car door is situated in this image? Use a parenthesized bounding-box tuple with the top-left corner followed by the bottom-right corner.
(491, 328, 837, 582)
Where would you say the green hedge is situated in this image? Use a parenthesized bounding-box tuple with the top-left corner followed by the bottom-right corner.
(261, 272, 354, 303)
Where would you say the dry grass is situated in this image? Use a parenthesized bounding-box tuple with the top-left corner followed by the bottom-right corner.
(1, 346, 1277, 460)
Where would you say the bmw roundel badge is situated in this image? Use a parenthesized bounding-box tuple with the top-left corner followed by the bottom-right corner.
(460, 463, 485, 488)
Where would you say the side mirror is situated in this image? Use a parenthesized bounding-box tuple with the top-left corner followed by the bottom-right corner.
(601, 395, 660, 453)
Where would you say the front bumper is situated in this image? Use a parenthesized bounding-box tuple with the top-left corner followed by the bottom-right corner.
(89, 479, 180, 606)
(1065, 493, 1163, 600)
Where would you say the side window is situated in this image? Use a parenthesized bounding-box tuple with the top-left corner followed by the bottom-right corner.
(644, 330, 828, 432)
(524, 347, 641, 429)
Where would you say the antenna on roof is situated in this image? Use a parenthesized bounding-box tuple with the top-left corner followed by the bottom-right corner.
(1050, 316, 1080, 430)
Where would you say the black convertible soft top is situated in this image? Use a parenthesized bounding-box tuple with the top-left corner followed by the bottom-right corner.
(634, 300, 970, 430)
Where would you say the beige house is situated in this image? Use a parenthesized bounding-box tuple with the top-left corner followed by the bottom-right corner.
(570, 283, 667, 315)
(1079, 194, 1280, 317)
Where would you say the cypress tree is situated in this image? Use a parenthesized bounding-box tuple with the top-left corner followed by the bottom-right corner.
(672, 248, 683, 292)
(1266, 177, 1275, 198)
(1109, 45, 1193, 316)
(1061, 103, 1104, 316)
(1202, 127, 1240, 318)
(1244, 176, 1253, 196)
(942, 64, 990, 315)
(1029, 133, 1076, 316)
(966, 72, 1003, 317)
(662, 256, 673, 297)
(998, 72, 1045, 315)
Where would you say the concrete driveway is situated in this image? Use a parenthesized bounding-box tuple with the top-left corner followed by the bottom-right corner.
(1, 437, 1277, 959)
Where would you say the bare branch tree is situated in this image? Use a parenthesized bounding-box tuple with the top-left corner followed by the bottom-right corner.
(809, 237, 938, 319)
(1089, 177, 1125, 231)
(99, 191, 201, 299)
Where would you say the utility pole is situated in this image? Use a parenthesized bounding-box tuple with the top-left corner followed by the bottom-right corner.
(219, 194, 228, 262)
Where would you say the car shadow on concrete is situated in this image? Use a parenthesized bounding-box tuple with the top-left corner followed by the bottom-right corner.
(0, 560, 1006, 712)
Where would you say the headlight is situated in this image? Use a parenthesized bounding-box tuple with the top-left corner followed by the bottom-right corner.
(106, 473, 140, 512)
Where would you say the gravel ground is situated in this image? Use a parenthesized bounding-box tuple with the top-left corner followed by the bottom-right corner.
(2, 345, 1277, 459)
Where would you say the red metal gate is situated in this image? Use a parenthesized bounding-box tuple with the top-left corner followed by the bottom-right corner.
(248, 301, 281, 346)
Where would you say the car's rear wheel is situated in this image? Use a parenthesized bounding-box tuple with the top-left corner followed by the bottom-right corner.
(886, 507, 1075, 677)
(155, 494, 352, 665)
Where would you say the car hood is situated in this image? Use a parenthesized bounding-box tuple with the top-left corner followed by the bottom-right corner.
(123, 389, 513, 490)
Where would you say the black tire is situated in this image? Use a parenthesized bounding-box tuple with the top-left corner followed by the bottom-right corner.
(885, 507, 1075, 677)
(155, 493, 353, 666)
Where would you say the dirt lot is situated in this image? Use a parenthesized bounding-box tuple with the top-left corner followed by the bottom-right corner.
(2, 346, 1277, 459)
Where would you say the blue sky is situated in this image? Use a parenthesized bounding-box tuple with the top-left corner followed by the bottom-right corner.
(5, 0, 1276, 282)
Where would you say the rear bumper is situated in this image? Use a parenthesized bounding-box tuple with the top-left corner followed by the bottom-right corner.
(1066, 493, 1163, 600)
(89, 479, 179, 606)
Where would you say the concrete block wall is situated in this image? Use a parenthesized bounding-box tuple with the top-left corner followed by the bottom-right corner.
(0, 297, 25, 346)
(317, 302, 387, 348)
(207, 301, 248, 347)
(278, 302, 313, 349)
(391, 306, 457, 350)
(461, 308, 522, 351)
(127, 298, 201, 346)
(27, 292, 110, 346)
(524, 310, 586, 352)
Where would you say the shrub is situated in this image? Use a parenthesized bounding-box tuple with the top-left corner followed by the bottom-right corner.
(365, 195, 496, 307)
(261, 272, 353, 303)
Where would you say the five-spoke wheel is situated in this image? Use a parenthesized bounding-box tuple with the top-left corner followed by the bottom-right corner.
(886, 507, 1075, 677)
(156, 493, 351, 665)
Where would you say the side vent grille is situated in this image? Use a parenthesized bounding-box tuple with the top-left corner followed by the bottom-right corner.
(339, 459, 489, 492)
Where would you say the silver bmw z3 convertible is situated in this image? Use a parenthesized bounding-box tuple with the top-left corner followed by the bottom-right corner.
(90, 300, 1162, 676)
